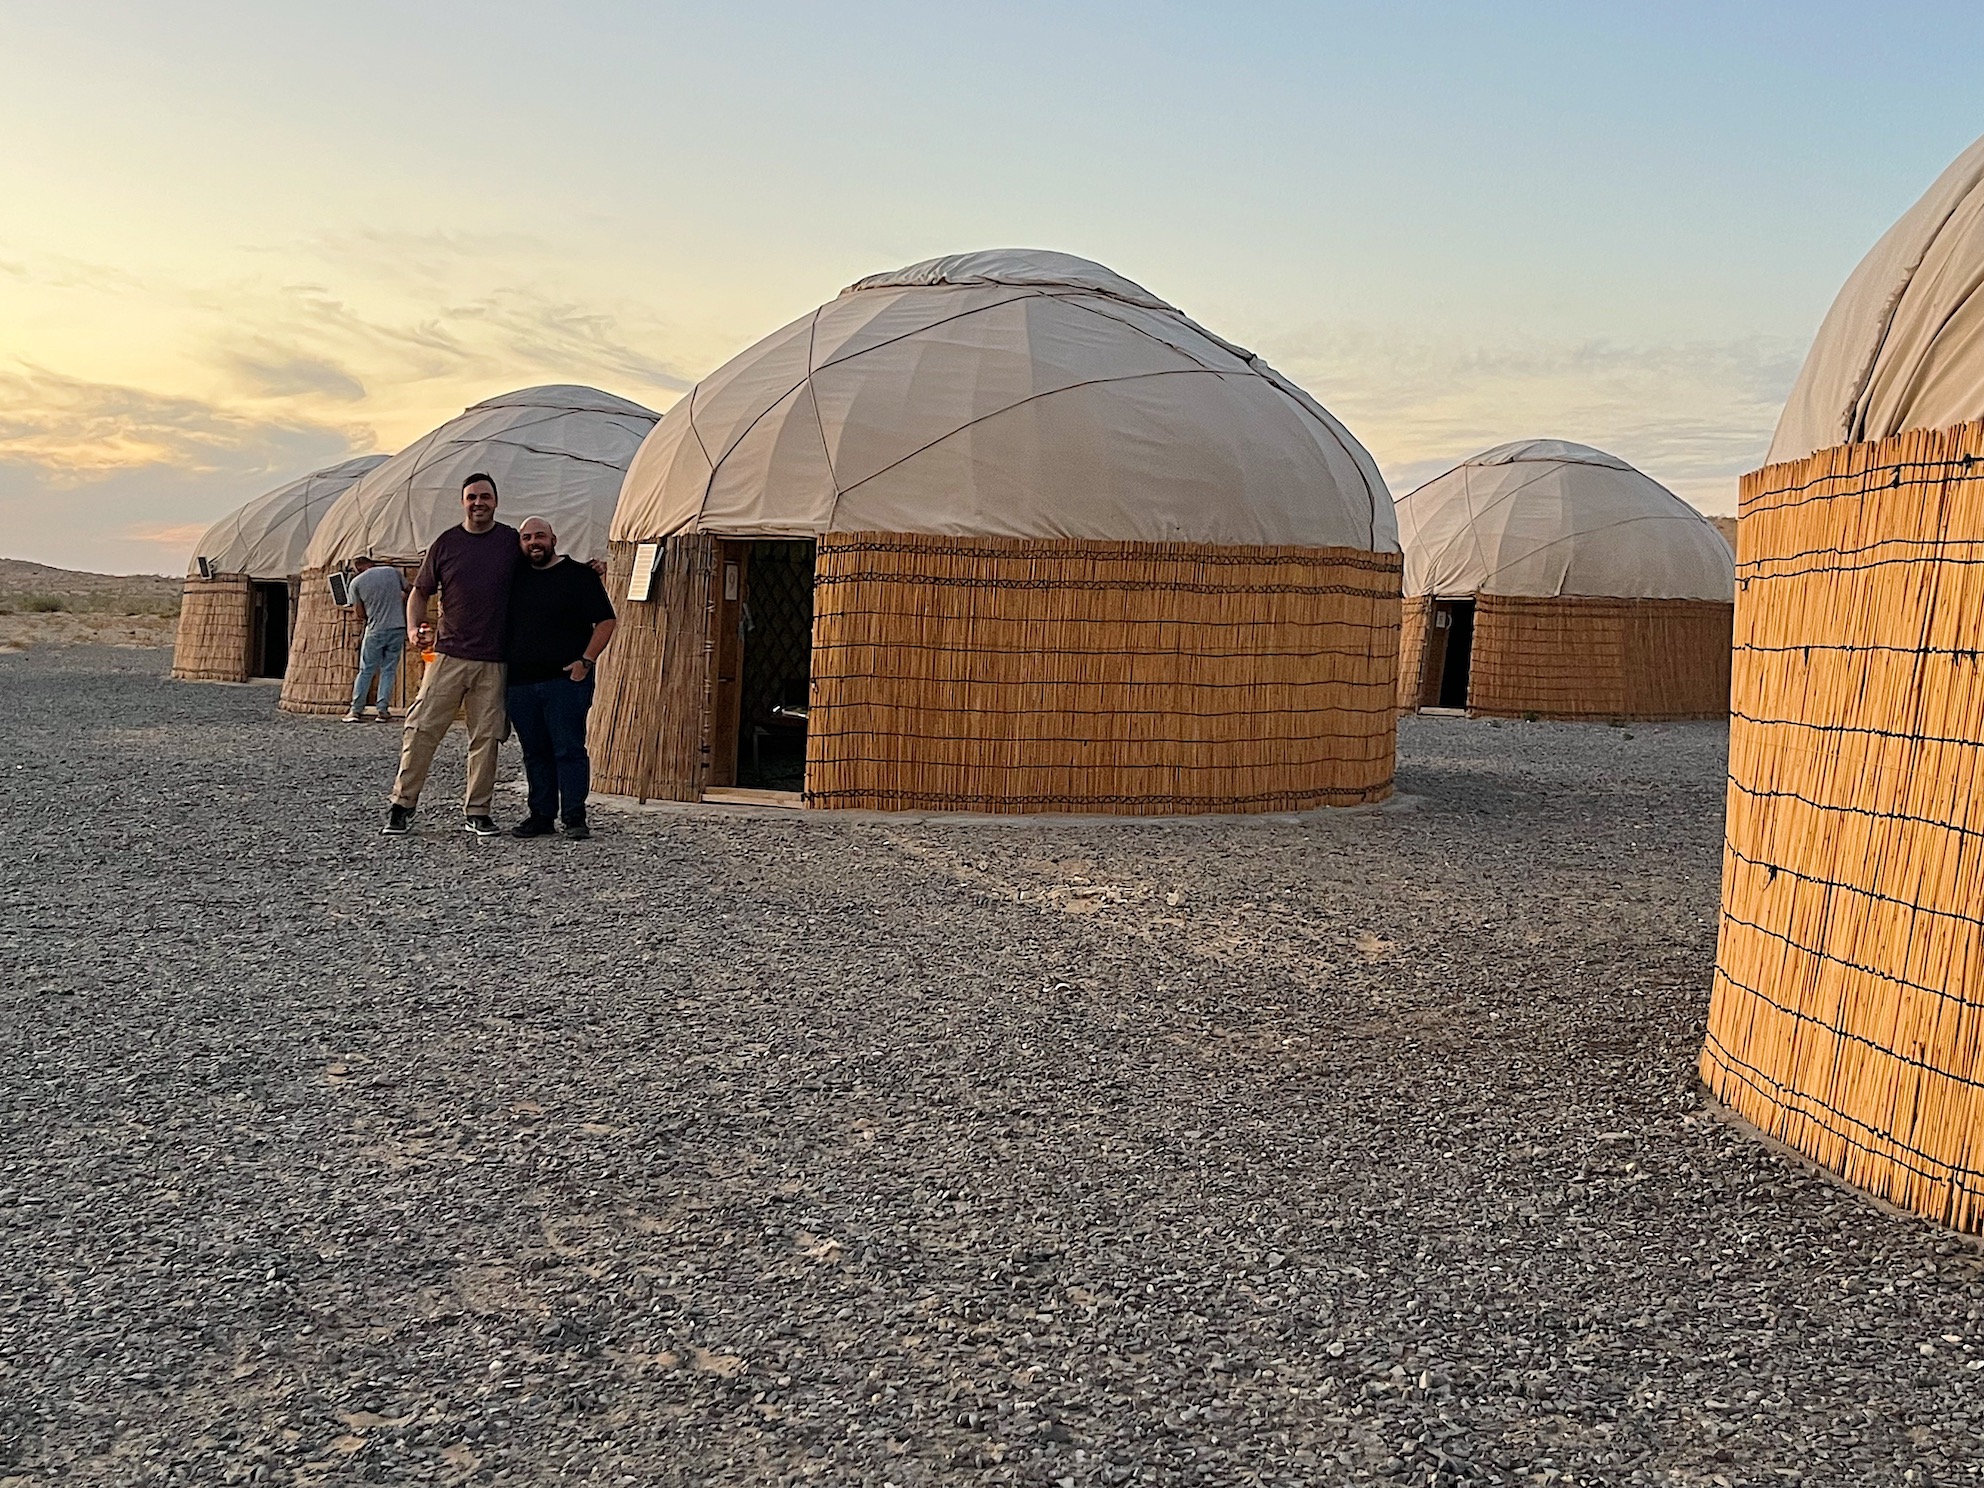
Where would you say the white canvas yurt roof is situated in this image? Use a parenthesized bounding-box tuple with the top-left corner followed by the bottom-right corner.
(188, 455, 389, 579)
(1769, 132, 1984, 465)
(306, 386, 660, 568)
(612, 249, 1396, 552)
(1397, 440, 1735, 601)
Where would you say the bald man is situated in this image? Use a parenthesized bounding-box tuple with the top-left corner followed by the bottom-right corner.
(503, 516, 617, 840)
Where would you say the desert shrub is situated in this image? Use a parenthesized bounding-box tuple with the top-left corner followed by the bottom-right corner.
(23, 595, 66, 613)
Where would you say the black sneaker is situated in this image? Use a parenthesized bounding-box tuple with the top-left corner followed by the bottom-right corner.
(382, 804, 414, 835)
(560, 815, 591, 841)
(510, 816, 556, 839)
(464, 815, 500, 838)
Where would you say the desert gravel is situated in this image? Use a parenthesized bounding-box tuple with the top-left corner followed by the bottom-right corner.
(4, 645, 1983, 1487)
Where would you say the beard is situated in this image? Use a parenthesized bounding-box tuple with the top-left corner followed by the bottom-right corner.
(526, 548, 555, 567)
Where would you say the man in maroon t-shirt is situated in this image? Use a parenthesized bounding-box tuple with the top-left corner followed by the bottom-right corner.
(383, 472, 520, 836)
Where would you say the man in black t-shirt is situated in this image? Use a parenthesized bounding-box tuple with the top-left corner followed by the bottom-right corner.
(504, 517, 617, 840)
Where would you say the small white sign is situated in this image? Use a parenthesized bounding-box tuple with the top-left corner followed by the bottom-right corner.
(627, 542, 662, 602)
(723, 562, 740, 602)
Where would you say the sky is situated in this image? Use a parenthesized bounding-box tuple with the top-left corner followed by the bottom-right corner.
(2, 1, 1981, 573)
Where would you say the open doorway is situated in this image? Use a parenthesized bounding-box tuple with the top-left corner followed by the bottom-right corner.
(1419, 598, 1475, 711)
(249, 581, 291, 678)
(706, 539, 816, 795)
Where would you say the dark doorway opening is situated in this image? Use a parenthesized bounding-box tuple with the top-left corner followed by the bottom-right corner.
(250, 581, 291, 678)
(1425, 598, 1475, 710)
(733, 541, 816, 791)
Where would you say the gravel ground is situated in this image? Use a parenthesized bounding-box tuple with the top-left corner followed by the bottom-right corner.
(4, 645, 1983, 1488)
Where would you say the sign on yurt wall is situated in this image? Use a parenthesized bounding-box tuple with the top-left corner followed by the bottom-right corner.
(591, 248, 1404, 816)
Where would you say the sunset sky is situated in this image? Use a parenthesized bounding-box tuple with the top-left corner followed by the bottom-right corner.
(4, 1, 1981, 571)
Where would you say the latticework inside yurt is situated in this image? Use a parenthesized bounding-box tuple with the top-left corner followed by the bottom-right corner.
(170, 455, 387, 685)
(279, 386, 657, 716)
(1702, 132, 1984, 1234)
(1393, 440, 1734, 721)
(589, 249, 1404, 815)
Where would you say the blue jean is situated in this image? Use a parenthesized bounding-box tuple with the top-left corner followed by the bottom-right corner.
(352, 630, 405, 714)
(506, 674, 595, 823)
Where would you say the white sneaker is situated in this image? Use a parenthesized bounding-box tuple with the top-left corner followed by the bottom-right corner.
(341, 712, 364, 723)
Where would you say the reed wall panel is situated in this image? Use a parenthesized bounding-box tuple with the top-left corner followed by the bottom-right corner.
(1462, 594, 1732, 721)
(589, 536, 717, 801)
(279, 565, 426, 716)
(806, 532, 1401, 814)
(1702, 418, 1984, 1234)
(170, 578, 253, 683)
(1396, 595, 1431, 711)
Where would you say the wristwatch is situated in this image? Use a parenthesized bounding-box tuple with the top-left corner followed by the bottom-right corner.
(573, 656, 594, 673)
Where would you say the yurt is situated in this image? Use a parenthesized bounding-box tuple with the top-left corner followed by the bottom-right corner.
(1393, 440, 1735, 720)
(1701, 132, 1984, 1233)
(170, 454, 388, 683)
(589, 249, 1403, 815)
(279, 386, 659, 715)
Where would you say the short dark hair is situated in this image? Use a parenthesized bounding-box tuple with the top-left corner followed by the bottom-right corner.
(462, 472, 498, 497)
(352, 554, 375, 568)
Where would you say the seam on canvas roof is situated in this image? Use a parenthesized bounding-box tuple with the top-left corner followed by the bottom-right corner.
(827, 367, 1264, 506)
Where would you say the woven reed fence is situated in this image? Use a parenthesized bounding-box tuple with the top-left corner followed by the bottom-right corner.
(806, 532, 1401, 814)
(1463, 595, 1731, 720)
(170, 577, 253, 683)
(279, 564, 427, 716)
(589, 537, 717, 801)
(1702, 418, 1984, 1233)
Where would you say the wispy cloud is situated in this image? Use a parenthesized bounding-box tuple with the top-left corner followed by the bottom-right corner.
(0, 224, 704, 568)
(221, 340, 368, 402)
(239, 230, 698, 405)
(0, 365, 364, 482)
(125, 521, 211, 549)
(1266, 327, 1803, 513)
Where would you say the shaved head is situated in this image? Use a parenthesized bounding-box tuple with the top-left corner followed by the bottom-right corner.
(519, 517, 559, 568)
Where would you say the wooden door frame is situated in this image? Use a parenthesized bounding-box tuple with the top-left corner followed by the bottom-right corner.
(1426, 597, 1476, 711)
(1418, 604, 1449, 709)
(705, 542, 751, 789)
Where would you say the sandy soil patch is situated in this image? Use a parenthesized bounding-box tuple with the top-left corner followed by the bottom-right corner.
(0, 610, 176, 649)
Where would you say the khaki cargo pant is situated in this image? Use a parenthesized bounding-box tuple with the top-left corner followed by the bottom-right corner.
(390, 655, 507, 815)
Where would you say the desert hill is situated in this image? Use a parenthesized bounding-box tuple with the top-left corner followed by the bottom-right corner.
(0, 559, 180, 602)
